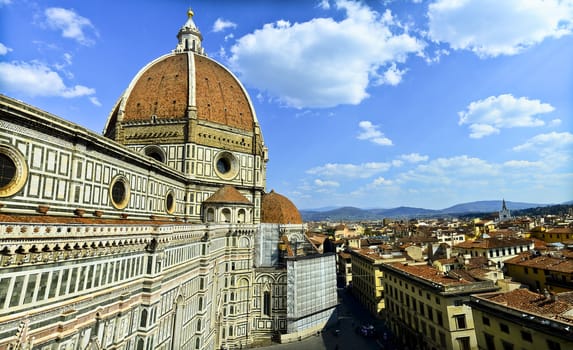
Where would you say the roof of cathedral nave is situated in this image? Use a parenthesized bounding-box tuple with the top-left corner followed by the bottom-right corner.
(104, 9, 257, 134)
(261, 190, 302, 225)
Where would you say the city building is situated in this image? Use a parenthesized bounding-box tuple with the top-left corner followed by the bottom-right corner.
(349, 247, 406, 318)
(504, 250, 573, 293)
(381, 262, 498, 350)
(530, 226, 573, 243)
(337, 251, 352, 287)
(0, 9, 337, 350)
(454, 236, 534, 269)
(469, 289, 573, 350)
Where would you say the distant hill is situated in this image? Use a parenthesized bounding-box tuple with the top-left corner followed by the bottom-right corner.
(440, 200, 544, 214)
(300, 200, 559, 222)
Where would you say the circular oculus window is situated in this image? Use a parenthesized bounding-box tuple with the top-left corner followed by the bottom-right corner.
(0, 144, 28, 198)
(214, 151, 238, 180)
(109, 175, 130, 209)
(165, 189, 176, 214)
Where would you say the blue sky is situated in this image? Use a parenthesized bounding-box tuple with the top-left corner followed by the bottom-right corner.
(1, 0, 572, 210)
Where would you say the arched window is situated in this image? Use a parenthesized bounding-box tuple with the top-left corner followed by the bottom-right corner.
(221, 208, 231, 223)
(238, 209, 246, 223)
(140, 309, 148, 328)
(263, 291, 271, 316)
(206, 208, 215, 222)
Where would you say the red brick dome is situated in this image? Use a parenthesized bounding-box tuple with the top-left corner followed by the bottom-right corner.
(107, 52, 255, 132)
(261, 190, 302, 224)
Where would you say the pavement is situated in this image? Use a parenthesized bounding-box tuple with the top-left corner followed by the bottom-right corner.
(252, 288, 393, 350)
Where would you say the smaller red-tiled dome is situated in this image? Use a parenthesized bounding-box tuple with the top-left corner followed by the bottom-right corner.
(261, 190, 302, 224)
(204, 185, 251, 205)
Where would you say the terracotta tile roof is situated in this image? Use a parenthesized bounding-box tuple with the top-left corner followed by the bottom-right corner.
(484, 289, 573, 320)
(387, 262, 473, 286)
(455, 237, 532, 249)
(124, 54, 189, 122)
(120, 53, 255, 131)
(203, 185, 252, 204)
(547, 227, 573, 234)
(504, 252, 573, 273)
(260, 190, 302, 224)
(194, 55, 254, 131)
(465, 256, 491, 269)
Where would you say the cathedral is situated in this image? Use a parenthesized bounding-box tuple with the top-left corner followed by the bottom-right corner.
(0, 9, 337, 350)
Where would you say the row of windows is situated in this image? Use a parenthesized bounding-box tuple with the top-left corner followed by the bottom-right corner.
(164, 244, 204, 269)
(481, 315, 562, 349)
(0, 255, 144, 309)
(386, 276, 468, 331)
(460, 245, 530, 259)
(0, 144, 180, 215)
(483, 331, 561, 350)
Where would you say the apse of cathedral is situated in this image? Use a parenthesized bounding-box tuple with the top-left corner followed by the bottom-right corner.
(0, 9, 337, 350)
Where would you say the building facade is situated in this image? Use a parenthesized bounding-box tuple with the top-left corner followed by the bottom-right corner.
(470, 289, 573, 350)
(504, 251, 573, 293)
(0, 9, 336, 350)
(454, 237, 534, 269)
(381, 262, 498, 350)
(349, 247, 405, 318)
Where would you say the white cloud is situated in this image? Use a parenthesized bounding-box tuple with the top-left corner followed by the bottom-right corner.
(89, 96, 102, 106)
(401, 153, 428, 163)
(467, 123, 500, 139)
(458, 94, 555, 138)
(307, 162, 392, 178)
(319, 0, 331, 10)
(314, 179, 340, 187)
(376, 63, 407, 86)
(398, 155, 498, 186)
(63, 53, 73, 65)
(0, 42, 12, 55)
(45, 8, 97, 46)
(428, 0, 573, 57)
(213, 18, 237, 33)
(503, 160, 543, 168)
(0, 0, 12, 6)
(228, 0, 424, 108)
(0, 60, 95, 98)
(513, 132, 573, 152)
(357, 120, 393, 146)
(371, 177, 393, 186)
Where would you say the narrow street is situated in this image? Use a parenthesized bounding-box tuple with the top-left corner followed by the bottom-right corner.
(253, 288, 394, 350)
